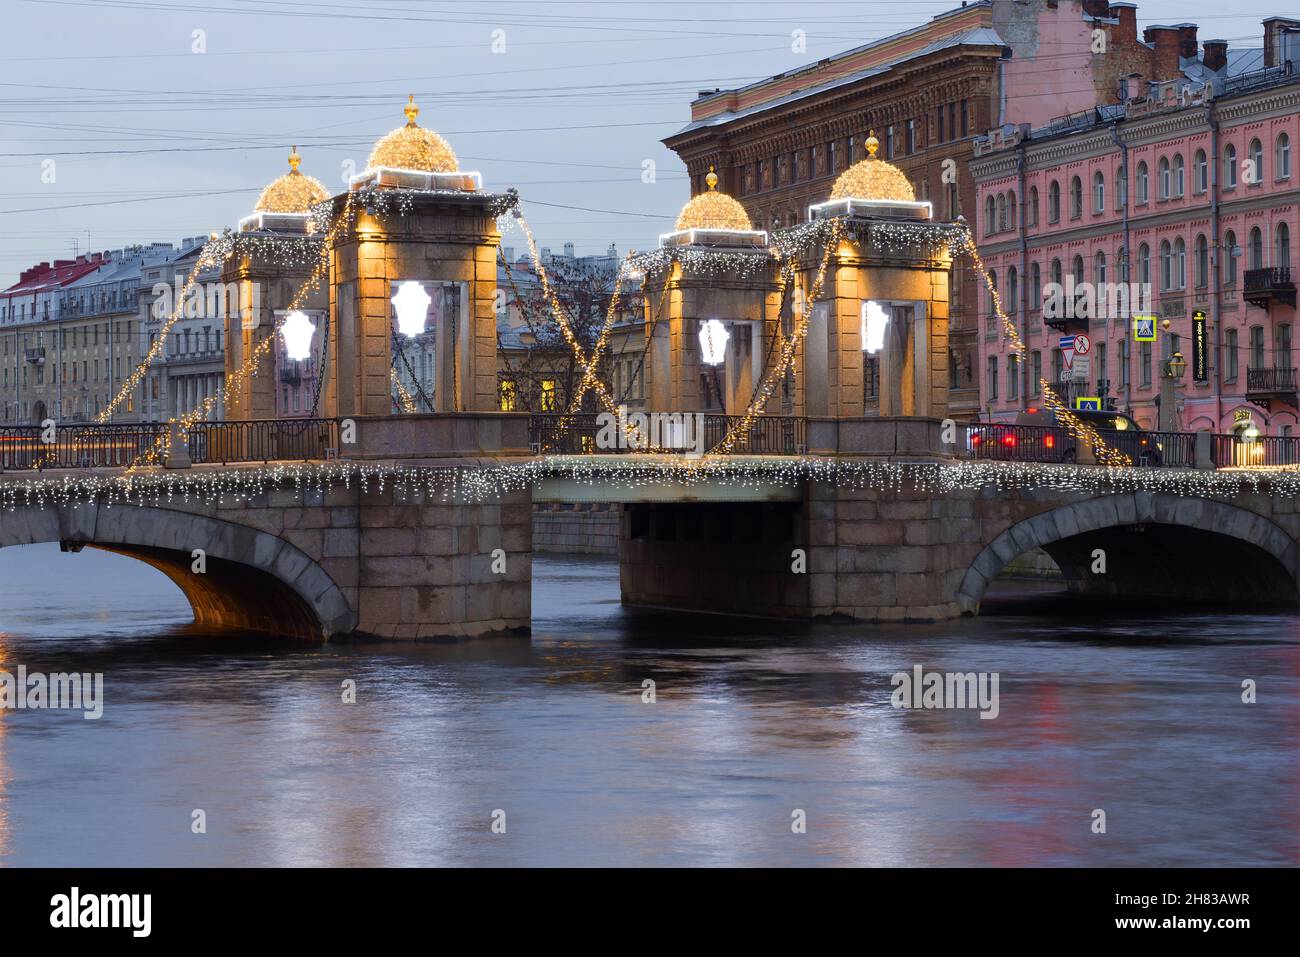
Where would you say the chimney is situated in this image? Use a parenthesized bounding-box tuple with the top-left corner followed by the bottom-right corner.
(1176, 23, 1198, 59)
(1203, 39, 1228, 72)
(563, 242, 575, 258)
(1110, 3, 1137, 43)
(1144, 25, 1183, 81)
(1081, 0, 1110, 18)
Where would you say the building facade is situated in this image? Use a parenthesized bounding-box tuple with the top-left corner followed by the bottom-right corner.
(972, 14, 1300, 437)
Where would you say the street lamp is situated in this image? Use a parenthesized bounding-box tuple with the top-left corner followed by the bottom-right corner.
(1164, 350, 1187, 380)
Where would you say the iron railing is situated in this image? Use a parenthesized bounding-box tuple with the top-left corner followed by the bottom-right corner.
(528, 413, 806, 455)
(1144, 430, 1197, 468)
(1211, 433, 1300, 468)
(1243, 266, 1293, 292)
(0, 422, 168, 470)
(1246, 366, 1298, 394)
(188, 418, 339, 465)
(966, 423, 1074, 463)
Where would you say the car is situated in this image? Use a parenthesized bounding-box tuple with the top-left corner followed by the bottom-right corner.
(1014, 407, 1163, 466)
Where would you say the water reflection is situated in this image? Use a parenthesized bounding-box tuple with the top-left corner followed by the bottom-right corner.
(0, 546, 1296, 865)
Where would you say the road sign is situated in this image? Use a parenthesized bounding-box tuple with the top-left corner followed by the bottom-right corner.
(1134, 315, 1157, 341)
(1071, 355, 1091, 382)
(1074, 396, 1102, 411)
(1072, 333, 1091, 355)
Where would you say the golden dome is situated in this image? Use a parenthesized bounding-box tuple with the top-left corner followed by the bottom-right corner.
(367, 94, 459, 173)
(830, 131, 916, 203)
(254, 146, 329, 213)
(675, 166, 754, 231)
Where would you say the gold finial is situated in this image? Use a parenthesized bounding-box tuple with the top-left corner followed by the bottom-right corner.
(288, 145, 301, 173)
(404, 94, 420, 127)
(865, 130, 879, 158)
(705, 165, 719, 191)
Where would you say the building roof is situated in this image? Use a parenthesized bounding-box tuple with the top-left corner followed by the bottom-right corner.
(0, 255, 106, 299)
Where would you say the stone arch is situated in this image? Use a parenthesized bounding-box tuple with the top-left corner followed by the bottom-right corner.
(956, 493, 1300, 614)
(0, 502, 355, 640)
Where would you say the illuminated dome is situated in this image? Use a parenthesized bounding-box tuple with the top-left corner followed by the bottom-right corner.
(676, 166, 753, 231)
(367, 95, 459, 172)
(254, 147, 329, 213)
(830, 131, 916, 203)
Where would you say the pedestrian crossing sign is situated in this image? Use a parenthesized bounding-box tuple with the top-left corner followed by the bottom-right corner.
(1074, 397, 1102, 411)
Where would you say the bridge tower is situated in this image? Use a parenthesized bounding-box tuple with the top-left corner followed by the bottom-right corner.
(327, 97, 503, 418)
(222, 146, 332, 421)
(642, 167, 783, 416)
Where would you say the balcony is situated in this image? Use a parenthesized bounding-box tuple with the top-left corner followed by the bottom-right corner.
(1243, 267, 1296, 309)
(23, 347, 45, 364)
(1245, 366, 1298, 411)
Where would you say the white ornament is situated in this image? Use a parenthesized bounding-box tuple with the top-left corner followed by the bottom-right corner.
(699, 319, 730, 366)
(861, 300, 889, 354)
(391, 281, 432, 337)
(280, 310, 316, 361)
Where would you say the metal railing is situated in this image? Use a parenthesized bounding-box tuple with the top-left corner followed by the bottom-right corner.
(1211, 433, 1300, 468)
(188, 419, 339, 465)
(528, 413, 806, 455)
(0, 422, 168, 470)
(1145, 430, 1197, 468)
(1246, 366, 1298, 394)
(1243, 266, 1293, 292)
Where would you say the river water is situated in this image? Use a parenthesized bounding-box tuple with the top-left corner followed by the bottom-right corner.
(0, 543, 1296, 867)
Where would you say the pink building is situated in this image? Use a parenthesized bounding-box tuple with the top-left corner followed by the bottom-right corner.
(972, 11, 1300, 438)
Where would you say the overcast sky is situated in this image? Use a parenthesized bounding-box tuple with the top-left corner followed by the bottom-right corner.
(0, 0, 1281, 277)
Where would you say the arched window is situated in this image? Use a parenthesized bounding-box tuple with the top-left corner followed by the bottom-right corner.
(1158, 157, 1171, 199)
(1093, 170, 1105, 213)
(1277, 222, 1291, 269)
(1225, 229, 1238, 284)
(1095, 251, 1107, 284)
(987, 269, 998, 317)
(1048, 181, 1061, 222)
(1138, 243, 1151, 285)
(1193, 149, 1208, 193)
(1174, 237, 1186, 289)
(1160, 239, 1173, 290)
(1173, 154, 1185, 196)
(996, 193, 1007, 232)
(1195, 234, 1209, 287)
(1007, 265, 1019, 317)
(984, 195, 996, 235)
(1072, 254, 1085, 286)
(1249, 226, 1264, 270)
(1224, 143, 1238, 188)
(1051, 258, 1063, 286)
(1030, 262, 1042, 310)
(1008, 190, 1017, 227)
(1029, 186, 1040, 226)
(1070, 175, 1083, 218)
(1249, 138, 1264, 183)
(1277, 133, 1291, 180)
(1136, 161, 1149, 203)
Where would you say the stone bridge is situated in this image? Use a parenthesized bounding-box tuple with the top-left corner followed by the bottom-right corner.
(1, 414, 1297, 640)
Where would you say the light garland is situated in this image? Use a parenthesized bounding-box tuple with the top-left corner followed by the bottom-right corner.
(4, 456, 1299, 514)
(390, 367, 417, 414)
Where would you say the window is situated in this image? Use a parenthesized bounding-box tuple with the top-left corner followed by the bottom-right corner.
(1136, 161, 1149, 203)
(1097, 344, 1108, 392)
(1119, 337, 1130, 387)
(1008, 190, 1017, 228)
(1158, 157, 1171, 200)
(1225, 229, 1238, 284)
(1007, 266, 1019, 317)
(906, 118, 916, 154)
(498, 379, 517, 411)
(1031, 351, 1042, 394)
(539, 379, 557, 411)
(1008, 354, 1019, 400)
(1195, 234, 1209, 287)
(987, 269, 998, 317)
(1048, 181, 1061, 222)
(1277, 323, 1292, 369)
(1072, 254, 1085, 286)
(960, 100, 969, 137)
(1051, 258, 1063, 287)
(1278, 222, 1292, 269)
(1028, 186, 1039, 226)
(987, 355, 998, 400)
(1093, 170, 1105, 213)
(1137, 243, 1151, 286)
(1174, 237, 1186, 289)
(1278, 133, 1292, 179)
(1095, 251, 1107, 284)
(886, 125, 895, 159)
(1248, 137, 1263, 183)
(1141, 340, 1152, 386)
(1249, 226, 1264, 270)
(1224, 143, 1237, 188)
(1225, 328, 1238, 382)
(937, 106, 945, 143)
(1030, 262, 1042, 311)
(1069, 176, 1083, 218)
(1194, 149, 1208, 193)
(1173, 153, 1185, 196)
(985, 195, 996, 235)
(1250, 325, 1265, 369)
(998, 194, 1009, 232)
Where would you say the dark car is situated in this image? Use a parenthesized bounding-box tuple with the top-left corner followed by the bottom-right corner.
(1014, 407, 1163, 465)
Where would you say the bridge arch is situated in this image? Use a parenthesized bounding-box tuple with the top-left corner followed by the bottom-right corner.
(0, 503, 354, 640)
(956, 493, 1300, 614)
